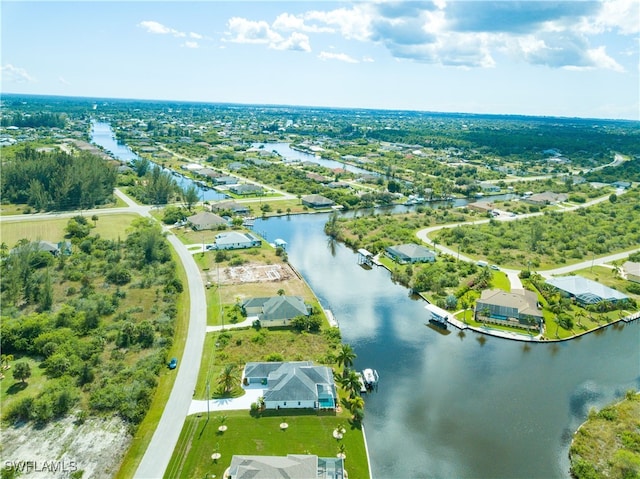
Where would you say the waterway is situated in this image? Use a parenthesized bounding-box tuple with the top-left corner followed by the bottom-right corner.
(91, 121, 226, 201)
(254, 213, 639, 479)
(252, 142, 378, 176)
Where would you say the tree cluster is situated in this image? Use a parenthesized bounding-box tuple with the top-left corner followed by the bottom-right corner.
(1, 146, 117, 211)
(1, 218, 182, 426)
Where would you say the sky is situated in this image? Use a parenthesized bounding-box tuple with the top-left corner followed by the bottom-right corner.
(2, 1, 639, 120)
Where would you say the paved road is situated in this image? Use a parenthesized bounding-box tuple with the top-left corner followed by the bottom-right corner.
(415, 189, 636, 288)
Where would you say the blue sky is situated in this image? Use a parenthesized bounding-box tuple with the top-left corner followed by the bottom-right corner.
(2, 1, 639, 119)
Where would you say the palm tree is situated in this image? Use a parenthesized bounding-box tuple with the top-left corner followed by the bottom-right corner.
(336, 344, 356, 376)
(349, 395, 365, 422)
(218, 364, 239, 395)
(575, 309, 586, 329)
(342, 369, 362, 399)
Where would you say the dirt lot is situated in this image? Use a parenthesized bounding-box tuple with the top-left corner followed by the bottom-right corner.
(1, 415, 131, 479)
(210, 262, 297, 285)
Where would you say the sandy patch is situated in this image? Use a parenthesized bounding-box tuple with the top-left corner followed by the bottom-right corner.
(1, 416, 131, 479)
(205, 263, 296, 285)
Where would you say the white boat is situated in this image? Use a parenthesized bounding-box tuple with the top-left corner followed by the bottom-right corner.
(362, 368, 379, 390)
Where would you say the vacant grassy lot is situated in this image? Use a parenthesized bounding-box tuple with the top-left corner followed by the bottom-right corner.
(165, 411, 369, 479)
(1, 213, 138, 247)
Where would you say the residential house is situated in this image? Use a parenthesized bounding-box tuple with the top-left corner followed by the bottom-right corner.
(385, 243, 436, 264)
(612, 181, 632, 189)
(214, 176, 239, 185)
(301, 194, 335, 209)
(210, 200, 250, 216)
(623, 261, 640, 283)
(242, 296, 310, 326)
(479, 182, 500, 193)
(229, 184, 264, 196)
(467, 202, 495, 214)
(228, 162, 246, 171)
(194, 167, 221, 180)
(306, 172, 331, 183)
(523, 191, 568, 206)
(226, 454, 345, 479)
(212, 232, 262, 250)
(475, 289, 543, 329)
(242, 361, 337, 410)
(546, 276, 629, 305)
(186, 212, 227, 230)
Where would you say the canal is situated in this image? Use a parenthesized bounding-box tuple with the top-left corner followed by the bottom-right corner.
(255, 213, 639, 479)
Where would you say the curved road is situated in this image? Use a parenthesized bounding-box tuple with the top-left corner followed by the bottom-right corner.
(416, 189, 637, 285)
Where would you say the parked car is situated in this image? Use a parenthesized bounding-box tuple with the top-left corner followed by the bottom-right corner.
(168, 357, 178, 369)
(490, 265, 500, 270)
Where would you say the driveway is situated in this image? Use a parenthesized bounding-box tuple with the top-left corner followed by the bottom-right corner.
(188, 385, 266, 415)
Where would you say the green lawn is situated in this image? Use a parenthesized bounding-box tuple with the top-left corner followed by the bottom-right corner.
(491, 271, 511, 292)
(165, 411, 369, 479)
(1, 214, 138, 248)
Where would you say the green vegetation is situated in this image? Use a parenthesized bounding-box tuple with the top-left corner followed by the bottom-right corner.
(165, 412, 369, 479)
(569, 391, 640, 479)
(1, 217, 183, 426)
(435, 188, 640, 269)
(1, 146, 117, 211)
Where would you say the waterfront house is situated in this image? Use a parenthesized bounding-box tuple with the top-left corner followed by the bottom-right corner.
(226, 454, 345, 479)
(523, 191, 568, 206)
(385, 243, 436, 264)
(242, 361, 337, 410)
(210, 200, 250, 216)
(242, 296, 310, 326)
(301, 194, 335, 209)
(475, 289, 543, 329)
(213, 175, 239, 185)
(545, 276, 628, 305)
(229, 184, 264, 196)
(212, 231, 262, 250)
(186, 212, 227, 231)
(623, 261, 640, 283)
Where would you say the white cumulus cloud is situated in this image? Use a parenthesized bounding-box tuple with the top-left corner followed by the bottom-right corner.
(1, 64, 35, 83)
(318, 51, 359, 63)
(183, 41, 199, 49)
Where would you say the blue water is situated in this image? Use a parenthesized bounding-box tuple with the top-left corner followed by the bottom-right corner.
(91, 121, 226, 201)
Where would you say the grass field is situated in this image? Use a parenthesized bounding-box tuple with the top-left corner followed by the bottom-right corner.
(113, 245, 191, 479)
(165, 411, 369, 479)
(1, 214, 139, 247)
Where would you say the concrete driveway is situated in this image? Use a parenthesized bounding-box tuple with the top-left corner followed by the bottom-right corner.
(188, 385, 266, 415)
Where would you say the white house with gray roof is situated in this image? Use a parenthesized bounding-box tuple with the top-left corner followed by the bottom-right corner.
(242, 296, 310, 326)
(546, 276, 629, 305)
(623, 261, 640, 284)
(226, 454, 345, 479)
(212, 231, 262, 250)
(475, 289, 543, 329)
(242, 361, 337, 410)
(385, 243, 437, 264)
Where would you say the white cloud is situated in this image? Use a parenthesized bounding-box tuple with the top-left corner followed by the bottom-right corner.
(189, 32, 203, 40)
(274, 32, 311, 52)
(318, 51, 359, 63)
(139, 20, 180, 36)
(183, 41, 199, 49)
(226, 17, 283, 45)
(592, 0, 640, 35)
(58, 76, 71, 86)
(273, 12, 333, 33)
(1, 64, 35, 83)
(304, 5, 373, 41)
